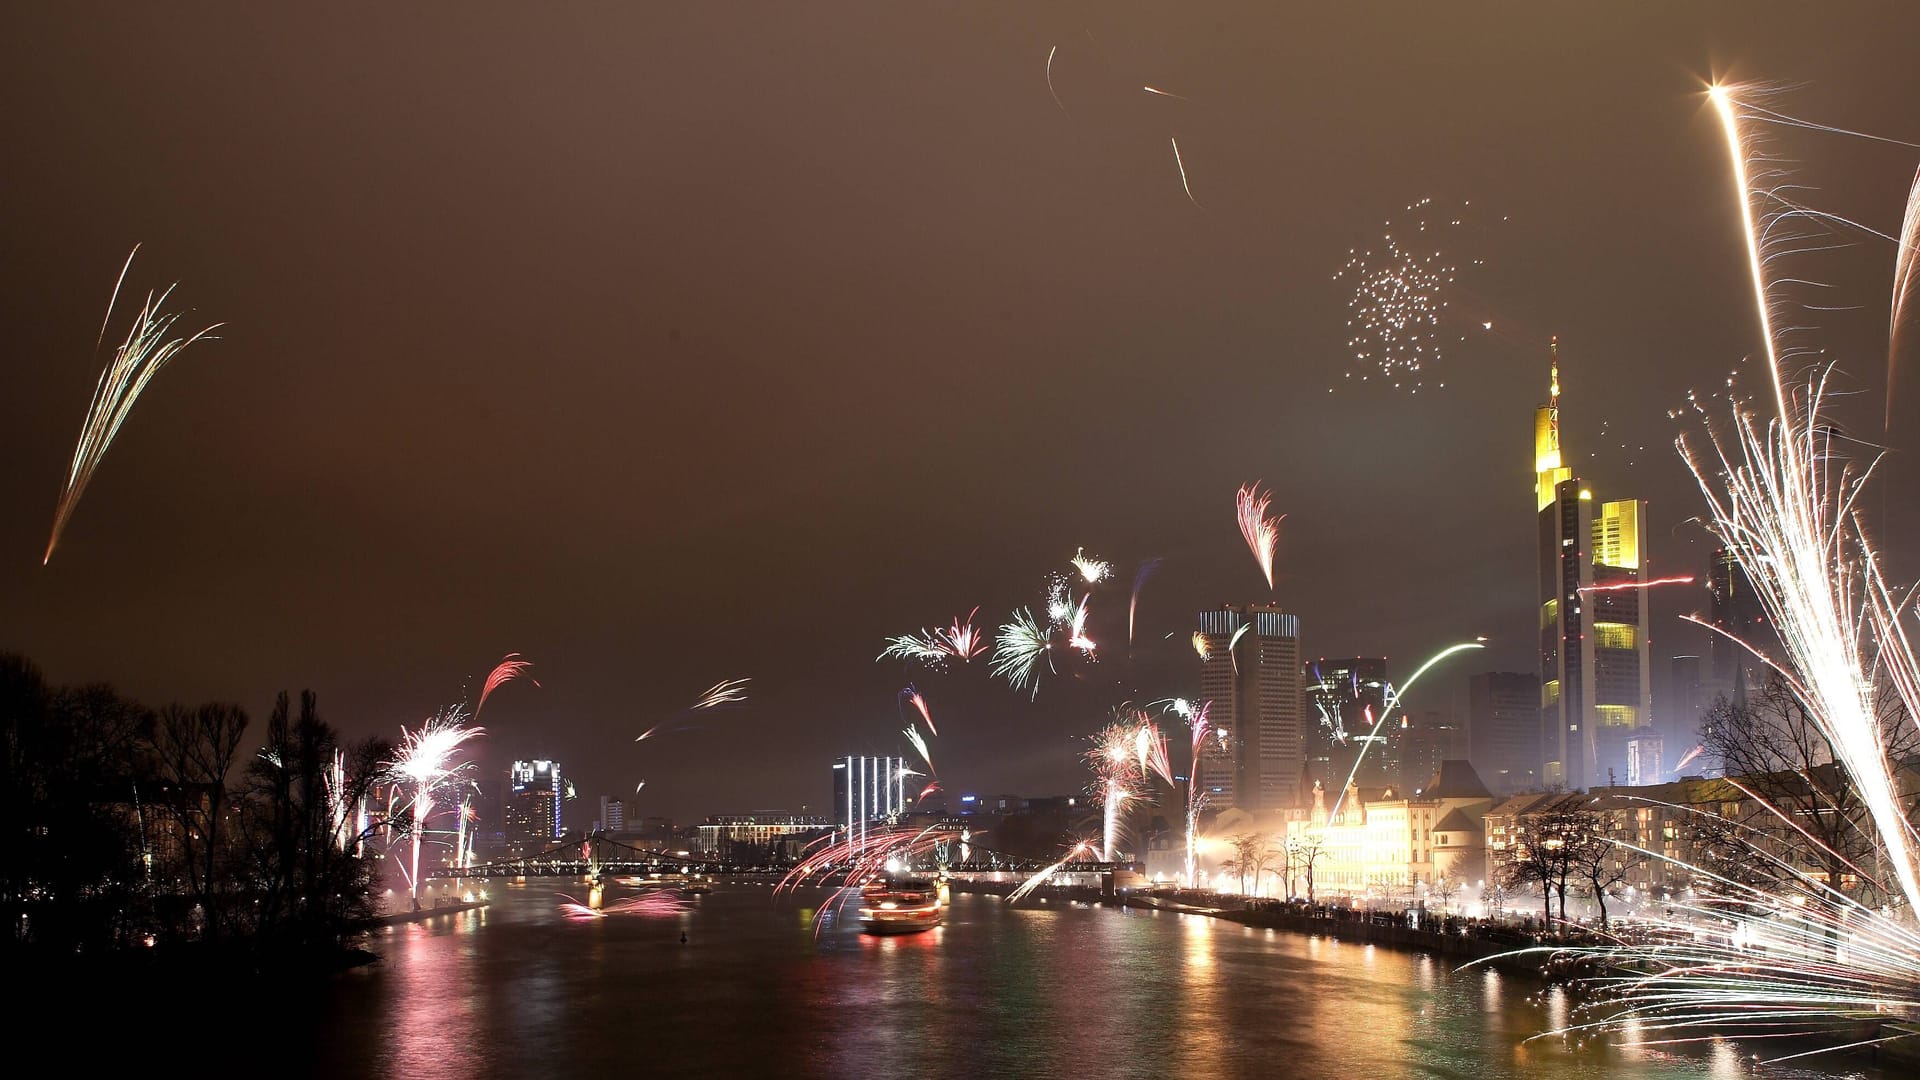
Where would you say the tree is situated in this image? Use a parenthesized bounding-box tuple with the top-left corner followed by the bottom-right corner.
(1223, 833, 1279, 896)
(1566, 810, 1647, 929)
(1291, 833, 1325, 904)
(0, 658, 155, 954)
(1701, 672, 1918, 902)
(1429, 871, 1461, 914)
(1496, 802, 1584, 932)
(154, 702, 248, 940)
(1483, 878, 1512, 917)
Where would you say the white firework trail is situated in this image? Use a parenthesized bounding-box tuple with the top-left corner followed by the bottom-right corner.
(45, 247, 222, 564)
(1169, 136, 1200, 209)
(1045, 45, 1070, 119)
(1007, 841, 1098, 905)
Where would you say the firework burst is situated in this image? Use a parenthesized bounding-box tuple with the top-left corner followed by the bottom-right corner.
(1515, 84, 1920, 1063)
(387, 707, 485, 899)
(476, 653, 539, 715)
(1070, 547, 1112, 584)
(1088, 716, 1155, 862)
(1234, 482, 1284, 591)
(45, 247, 222, 564)
(1331, 198, 1492, 393)
(692, 678, 750, 711)
(991, 607, 1053, 699)
(878, 608, 988, 669)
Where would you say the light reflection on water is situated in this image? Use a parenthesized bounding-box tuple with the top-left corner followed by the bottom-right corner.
(291, 887, 1887, 1080)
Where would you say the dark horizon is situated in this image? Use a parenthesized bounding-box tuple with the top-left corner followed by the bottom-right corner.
(4, 4, 1918, 821)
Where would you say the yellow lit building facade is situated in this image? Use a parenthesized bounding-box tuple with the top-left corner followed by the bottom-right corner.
(1533, 340, 1657, 790)
(1283, 760, 1494, 900)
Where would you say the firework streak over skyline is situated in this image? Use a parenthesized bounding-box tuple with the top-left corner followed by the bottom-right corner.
(43, 247, 221, 565)
(1516, 83, 1920, 1060)
(1235, 482, 1283, 592)
(387, 706, 484, 899)
(5, 7, 1920, 899)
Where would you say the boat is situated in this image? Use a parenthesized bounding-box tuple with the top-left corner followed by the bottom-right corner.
(858, 878, 946, 935)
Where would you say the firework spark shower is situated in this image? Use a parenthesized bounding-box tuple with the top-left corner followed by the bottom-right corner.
(1235, 482, 1284, 591)
(44, 248, 221, 565)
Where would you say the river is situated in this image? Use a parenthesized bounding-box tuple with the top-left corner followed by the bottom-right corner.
(270, 883, 1887, 1079)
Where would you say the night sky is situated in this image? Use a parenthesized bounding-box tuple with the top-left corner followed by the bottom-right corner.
(3, 5, 1917, 822)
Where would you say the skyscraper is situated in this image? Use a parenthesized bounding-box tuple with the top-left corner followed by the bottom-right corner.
(597, 795, 626, 835)
(1396, 706, 1465, 794)
(1590, 497, 1655, 786)
(1196, 604, 1304, 814)
(505, 759, 563, 858)
(1303, 657, 1389, 790)
(1709, 545, 1769, 693)
(832, 754, 907, 849)
(1533, 339, 1654, 790)
(1468, 671, 1542, 795)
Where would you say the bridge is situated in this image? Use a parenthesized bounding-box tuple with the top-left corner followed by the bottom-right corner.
(424, 833, 1125, 882)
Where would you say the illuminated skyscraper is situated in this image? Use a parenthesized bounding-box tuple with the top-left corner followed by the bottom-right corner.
(1708, 545, 1769, 693)
(1533, 340, 1655, 790)
(1196, 604, 1304, 813)
(1303, 657, 1390, 790)
(505, 759, 563, 859)
(832, 754, 907, 849)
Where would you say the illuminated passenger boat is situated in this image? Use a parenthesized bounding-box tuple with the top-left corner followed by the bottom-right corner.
(858, 880, 945, 935)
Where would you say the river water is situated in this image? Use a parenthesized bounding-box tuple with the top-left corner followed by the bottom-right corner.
(277, 883, 1886, 1080)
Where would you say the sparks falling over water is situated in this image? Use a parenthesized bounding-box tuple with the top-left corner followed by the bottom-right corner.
(387, 707, 484, 900)
(1697, 83, 1920, 912)
(1235, 482, 1284, 591)
(45, 247, 222, 564)
(1506, 86, 1920, 1062)
(1007, 840, 1099, 905)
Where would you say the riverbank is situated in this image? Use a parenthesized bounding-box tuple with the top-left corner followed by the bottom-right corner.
(376, 898, 490, 925)
(952, 879, 1920, 1069)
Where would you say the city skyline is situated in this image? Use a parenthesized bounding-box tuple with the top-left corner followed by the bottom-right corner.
(2, 7, 1917, 821)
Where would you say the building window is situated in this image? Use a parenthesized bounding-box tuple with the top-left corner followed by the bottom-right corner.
(1596, 704, 1638, 728)
(1594, 622, 1638, 650)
